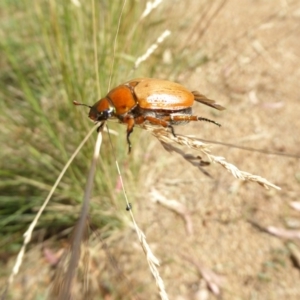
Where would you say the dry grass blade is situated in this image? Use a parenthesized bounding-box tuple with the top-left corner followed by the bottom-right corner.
(50, 220, 91, 299)
(58, 128, 103, 299)
(141, 0, 163, 20)
(142, 125, 281, 190)
(114, 158, 169, 298)
(197, 138, 300, 159)
(265, 226, 300, 240)
(182, 254, 224, 296)
(131, 30, 171, 72)
(129, 220, 169, 300)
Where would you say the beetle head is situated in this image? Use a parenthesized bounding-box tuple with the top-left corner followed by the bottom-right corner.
(73, 98, 114, 122)
(89, 98, 114, 121)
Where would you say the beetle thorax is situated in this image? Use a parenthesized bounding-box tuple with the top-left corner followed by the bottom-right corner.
(107, 85, 137, 116)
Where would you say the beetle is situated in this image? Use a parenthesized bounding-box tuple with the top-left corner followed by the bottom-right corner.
(74, 78, 225, 152)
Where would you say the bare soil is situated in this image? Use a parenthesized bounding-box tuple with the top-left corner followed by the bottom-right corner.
(3, 1, 300, 299)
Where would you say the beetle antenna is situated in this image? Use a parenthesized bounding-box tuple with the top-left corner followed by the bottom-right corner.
(198, 117, 221, 127)
(73, 100, 92, 109)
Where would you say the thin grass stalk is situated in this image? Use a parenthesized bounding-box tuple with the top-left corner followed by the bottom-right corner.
(197, 0, 228, 40)
(59, 127, 103, 299)
(129, 219, 169, 300)
(196, 138, 300, 159)
(107, 0, 128, 92)
(130, 29, 171, 75)
(181, 1, 215, 49)
(92, 0, 101, 97)
(111, 146, 169, 299)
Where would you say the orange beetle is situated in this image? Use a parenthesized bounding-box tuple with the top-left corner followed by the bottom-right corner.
(75, 78, 225, 151)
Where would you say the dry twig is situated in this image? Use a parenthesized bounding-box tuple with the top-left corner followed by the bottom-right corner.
(150, 188, 194, 235)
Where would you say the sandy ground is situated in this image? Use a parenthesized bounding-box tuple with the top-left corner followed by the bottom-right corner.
(133, 1, 300, 298)
(2, 0, 300, 299)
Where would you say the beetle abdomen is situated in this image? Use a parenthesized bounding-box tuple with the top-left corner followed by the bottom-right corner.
(134, 107, 193, 125)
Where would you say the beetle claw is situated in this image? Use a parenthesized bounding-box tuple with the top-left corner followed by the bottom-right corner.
(126, 131, 133, 154)
(127, 143, 132, 154)
(96, 122, 105, 132)
(197, 117, 221, 127)
(168, 125, 176, 137)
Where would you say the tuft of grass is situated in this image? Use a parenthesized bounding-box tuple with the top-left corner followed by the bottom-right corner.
(0, 0, 162, 251)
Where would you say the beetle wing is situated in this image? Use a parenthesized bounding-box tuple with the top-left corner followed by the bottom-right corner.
(132, 78, 194, 110)
(192, 91, 226, 111)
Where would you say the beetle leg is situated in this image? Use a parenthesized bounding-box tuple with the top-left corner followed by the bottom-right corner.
(168, 125, 176, 137)
(123, 117, 135, 153)
(167, 115, 221, 127)
(138, 115, 169, 127)
(96, 122, 105, 132)
(136, 115, 177, 137)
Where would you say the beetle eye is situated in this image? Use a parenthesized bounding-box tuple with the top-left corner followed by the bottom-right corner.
(96, 107, 114, 121)
(97, 111, 109, 121)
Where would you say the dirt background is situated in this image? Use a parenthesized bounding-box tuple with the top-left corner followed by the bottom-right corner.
(134, 1, 300, 298)
(3, 0, 300, 299)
